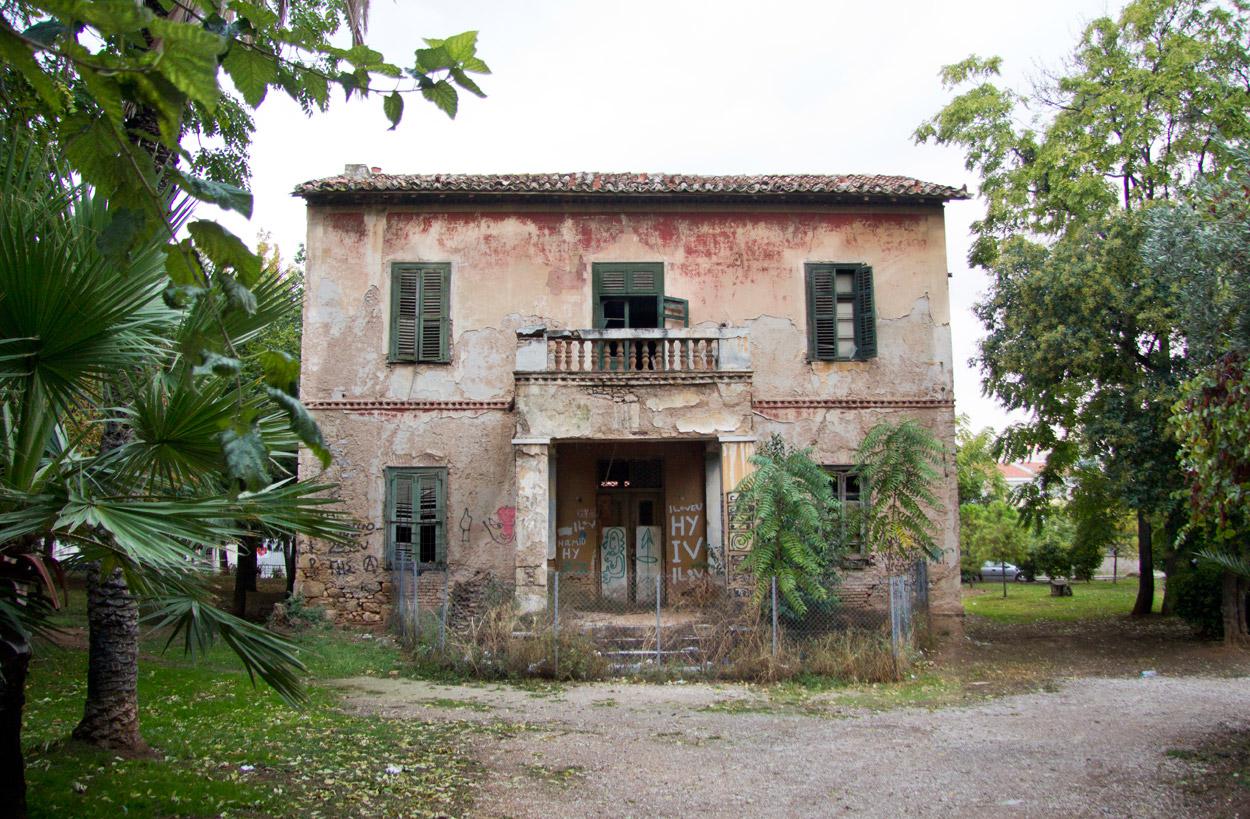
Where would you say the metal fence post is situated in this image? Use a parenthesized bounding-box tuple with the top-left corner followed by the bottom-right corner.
(889, 575, 902, 668)
(417, 557, 427, 645)
(771, 576, 779, 657)
(655, 573, 662, 665)
(553, 571, 560, 677)
(439, 569, 448, 651)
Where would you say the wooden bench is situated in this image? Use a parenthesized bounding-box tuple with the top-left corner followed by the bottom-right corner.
(1049, 579, 1072, 597)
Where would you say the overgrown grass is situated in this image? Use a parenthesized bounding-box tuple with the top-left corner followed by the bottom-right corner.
(963, 578, 1164, 623)
(23, 629, 484, 818)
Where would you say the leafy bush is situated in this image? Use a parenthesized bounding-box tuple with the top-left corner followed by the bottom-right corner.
(269, 594, 327, 632)
(857, 420, 946, 572)
(1028, 516, 1075, 579)
(734, 435, 841, 616)
(1171, 559, 1225, 640)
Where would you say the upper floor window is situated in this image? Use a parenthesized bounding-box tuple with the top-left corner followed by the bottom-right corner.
(390, 262, 450, 363)
(385, 467, 447, 567)
(805, 263, 876, 361)
(592, 262, 688, 329)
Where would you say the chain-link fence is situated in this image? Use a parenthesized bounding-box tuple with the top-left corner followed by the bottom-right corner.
(392, 560, 931, 681)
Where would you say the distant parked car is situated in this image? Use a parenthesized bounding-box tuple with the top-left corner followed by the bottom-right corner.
(979, 561, 1026, 582)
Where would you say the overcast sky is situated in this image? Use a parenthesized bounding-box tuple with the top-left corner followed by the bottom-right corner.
(221, 0, 1121, 433)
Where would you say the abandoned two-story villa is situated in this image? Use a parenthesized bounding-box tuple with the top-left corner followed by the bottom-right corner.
(292, 170, 968, 626)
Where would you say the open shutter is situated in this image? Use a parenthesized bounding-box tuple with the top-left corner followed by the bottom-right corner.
(387, 470, 415, 566)
(418, 266, 450, 362)
(391, 267, 419, 361)
(853, 264, 877, 360)
(414, 470, 447, 564)
(663, 296, 689, 328)
(806, 266, 837, 360)
(388, 468, 447, 566)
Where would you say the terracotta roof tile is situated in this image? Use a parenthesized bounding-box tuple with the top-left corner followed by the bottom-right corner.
(294, 171, 970, 202)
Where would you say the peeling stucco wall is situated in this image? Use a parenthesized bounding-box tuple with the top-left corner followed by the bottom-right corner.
(297, 201, 960, 625)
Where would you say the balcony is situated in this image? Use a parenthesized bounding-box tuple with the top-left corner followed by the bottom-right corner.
(513, 327, 753, 440)
(515, 327, 751, 377)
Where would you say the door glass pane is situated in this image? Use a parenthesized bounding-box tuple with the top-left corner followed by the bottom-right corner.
(602, 299, 627, 328)
(835, 271, 854, 294)
(638, 499, 654, 526)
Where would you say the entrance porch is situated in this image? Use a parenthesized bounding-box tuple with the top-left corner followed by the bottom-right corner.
(511, 437, 758, 612)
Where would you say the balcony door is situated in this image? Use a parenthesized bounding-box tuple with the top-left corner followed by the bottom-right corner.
(592, 262, 664, 329)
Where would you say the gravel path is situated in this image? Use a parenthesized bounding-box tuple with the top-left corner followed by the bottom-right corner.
(332, 673, 1250, 817)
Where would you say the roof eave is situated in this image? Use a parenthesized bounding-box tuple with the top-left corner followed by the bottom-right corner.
(293, 188, 970, 206)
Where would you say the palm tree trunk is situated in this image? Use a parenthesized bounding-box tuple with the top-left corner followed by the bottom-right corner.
(1131, 511, 1154, 617)
(0, 625, 31, 819)
(71, 564, 146, 752)
(1223, 570, 1249, 647)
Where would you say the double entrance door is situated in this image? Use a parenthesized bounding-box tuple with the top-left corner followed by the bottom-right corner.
(596, 492, 664, 605)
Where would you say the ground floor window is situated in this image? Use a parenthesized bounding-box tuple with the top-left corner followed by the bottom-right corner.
(386, 467, 447, 567)
(825, 466, 865, 554)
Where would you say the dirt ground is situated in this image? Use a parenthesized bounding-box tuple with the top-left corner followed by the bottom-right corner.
(333, 617, 1250, 818)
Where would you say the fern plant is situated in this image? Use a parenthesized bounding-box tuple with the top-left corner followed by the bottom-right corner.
(855, 420, 947, 573)
(735, 435, 840, 616)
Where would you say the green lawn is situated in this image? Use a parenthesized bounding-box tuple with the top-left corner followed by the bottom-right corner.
(962, 578, 1163, 623)
(23, 626, 493, 818)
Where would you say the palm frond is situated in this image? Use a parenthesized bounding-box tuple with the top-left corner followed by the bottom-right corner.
(143, 591, 307, 705)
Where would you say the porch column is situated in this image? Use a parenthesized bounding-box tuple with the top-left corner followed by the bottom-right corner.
(513, 437, 551, 613)
(705, 442, 724, 584)
(720, 435, 757, 597)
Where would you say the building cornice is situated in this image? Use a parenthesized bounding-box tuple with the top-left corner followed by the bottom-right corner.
(305, 399, 512, 412)
(753, 398, 954, 411)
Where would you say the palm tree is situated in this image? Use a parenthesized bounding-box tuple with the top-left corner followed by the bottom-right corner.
(0, 131, 350, 813)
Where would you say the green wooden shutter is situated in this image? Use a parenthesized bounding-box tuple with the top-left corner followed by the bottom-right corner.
(414, 470, 447, 564)
(387, 470, 415, 566)
(663, 296, 689, 328)
(390, 267, 419, 361)
(418, 266, 450, 362)
(853, 264, 877, 360)
(806, 265, 837, 360)
(592, 263, 665, 328)
(387, 468, 447, 566)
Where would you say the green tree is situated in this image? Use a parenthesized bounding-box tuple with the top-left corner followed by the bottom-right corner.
(956, 415, 1007, 505)
(915, 0, 1250, 617)
(1146, 144, 1250, 641)
(855, 420, 946, 574)
(0, 1, 489, 784)
(232, 235, 305, 609)
(960, 500, 1030, 595)
(1172, 353, 1250, 644)
(914, 0, 1250, 267)
(0, 132, 354, 812)
(1066, 464, 1134, 584)
(734, 435, 840, 617)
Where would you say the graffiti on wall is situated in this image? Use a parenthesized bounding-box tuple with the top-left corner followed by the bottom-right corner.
(328, 521, 376, 553)
(725, 491, 754, 597)
(556, 508, 596, 571)
(667, 502, 706, 583)
(600, 526, 628, 600)
(459, 508, 473, 544)
(635, 525, 662, 602)
(483, 506, 516, 545)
